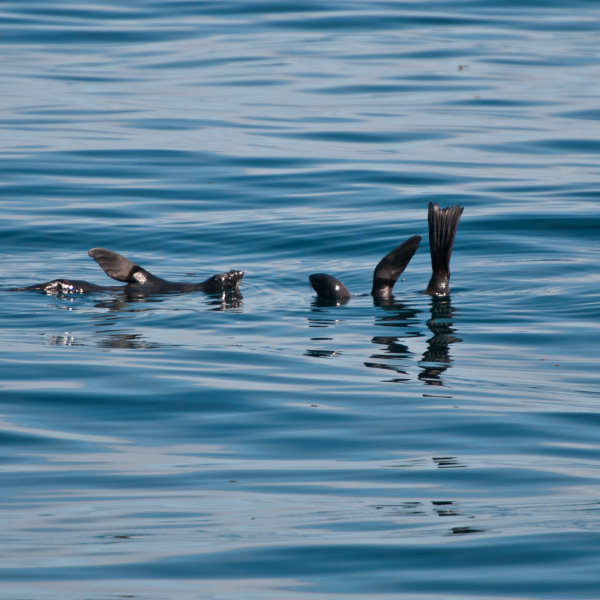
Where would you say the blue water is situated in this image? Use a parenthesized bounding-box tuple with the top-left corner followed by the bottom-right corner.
(1, 1, 600, 598)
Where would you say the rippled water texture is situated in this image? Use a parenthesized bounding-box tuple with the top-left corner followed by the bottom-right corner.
(1, 1, 600, 599)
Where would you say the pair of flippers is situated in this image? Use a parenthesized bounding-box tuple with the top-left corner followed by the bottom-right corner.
(12, 202, 462, 299)
(309, 202, 463, 302)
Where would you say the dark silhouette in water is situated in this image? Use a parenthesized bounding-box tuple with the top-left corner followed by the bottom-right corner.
(309, 203, 463, 302)
(364, 298, 422, 382)
(419, 295, 462, 385)
(309, 235, 422, 303)
(12, 248, 244, 297)
(424, 202, 463, 296)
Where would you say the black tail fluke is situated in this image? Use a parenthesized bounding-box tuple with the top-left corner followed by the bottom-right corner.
(371, 235, 421, 298)
(425, 202, 463, 296)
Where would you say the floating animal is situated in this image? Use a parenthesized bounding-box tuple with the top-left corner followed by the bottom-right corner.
(12, 248, 244, 297)
(309, 235, 422, 303)
(309, 202, 463, 302)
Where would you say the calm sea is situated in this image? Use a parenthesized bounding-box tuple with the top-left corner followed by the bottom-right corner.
(1, 1, 599, 598)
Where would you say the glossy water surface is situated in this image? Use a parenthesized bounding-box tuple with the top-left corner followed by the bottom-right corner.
(1, 2, 599, 599)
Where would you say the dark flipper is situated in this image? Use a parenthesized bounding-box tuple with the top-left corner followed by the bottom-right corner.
(309, 273, 351, 302)
(11, 279, 109, 294)
(88, 248, 157, 285)
(371, 235, 421, 298)
(424, 203, 463, 296)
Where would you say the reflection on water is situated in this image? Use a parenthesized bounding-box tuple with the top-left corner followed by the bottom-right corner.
(432, 500, 459, 515)
(207, 292, 244, 311)
(366, 297, 422, 382)
(419, 296, 462, 386)
(306, 294, 464, 386)
(370, 336, 412, 359)
(449, 526, 485, 536)
(305, 308, 341, 356)
(92, 291, 244, 312)
(45, 328, 163, 349)
(45, 333, 84, 347)
(310, 296, 351, 308)
(97, 333, 162, 350)
(42, 291, 244, 349)
(93, 295, 163, 313)
(364, 335, 412, 382)
(305, 348, 341, 359)
(432, 456, 466, 469)
(371, 499, 483, 535)
(372, 296, 422, 324)
(307, 301, 346, 330)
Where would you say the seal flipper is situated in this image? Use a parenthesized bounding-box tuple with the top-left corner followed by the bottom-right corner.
(11, 279, 107, 293)
(424, 203, 463, 296)
(88, 248, 157, 286)
(371, 235, 421, 298)
(309, 273, 351, 302)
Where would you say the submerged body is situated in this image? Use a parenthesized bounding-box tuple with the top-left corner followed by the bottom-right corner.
(13, 248, 244, 297)
(309, 235, 422, 303)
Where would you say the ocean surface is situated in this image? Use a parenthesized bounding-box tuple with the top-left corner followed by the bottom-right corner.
(1, 1, 599, 599)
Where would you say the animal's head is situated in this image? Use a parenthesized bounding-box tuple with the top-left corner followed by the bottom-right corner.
(309, 273, 351, 302)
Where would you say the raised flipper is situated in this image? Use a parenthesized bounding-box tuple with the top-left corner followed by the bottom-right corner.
(371, 235, 421, 298)
(88, 248, 160, 286)
(424, 203, 463, 296)
(309, 273, 351, 302)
